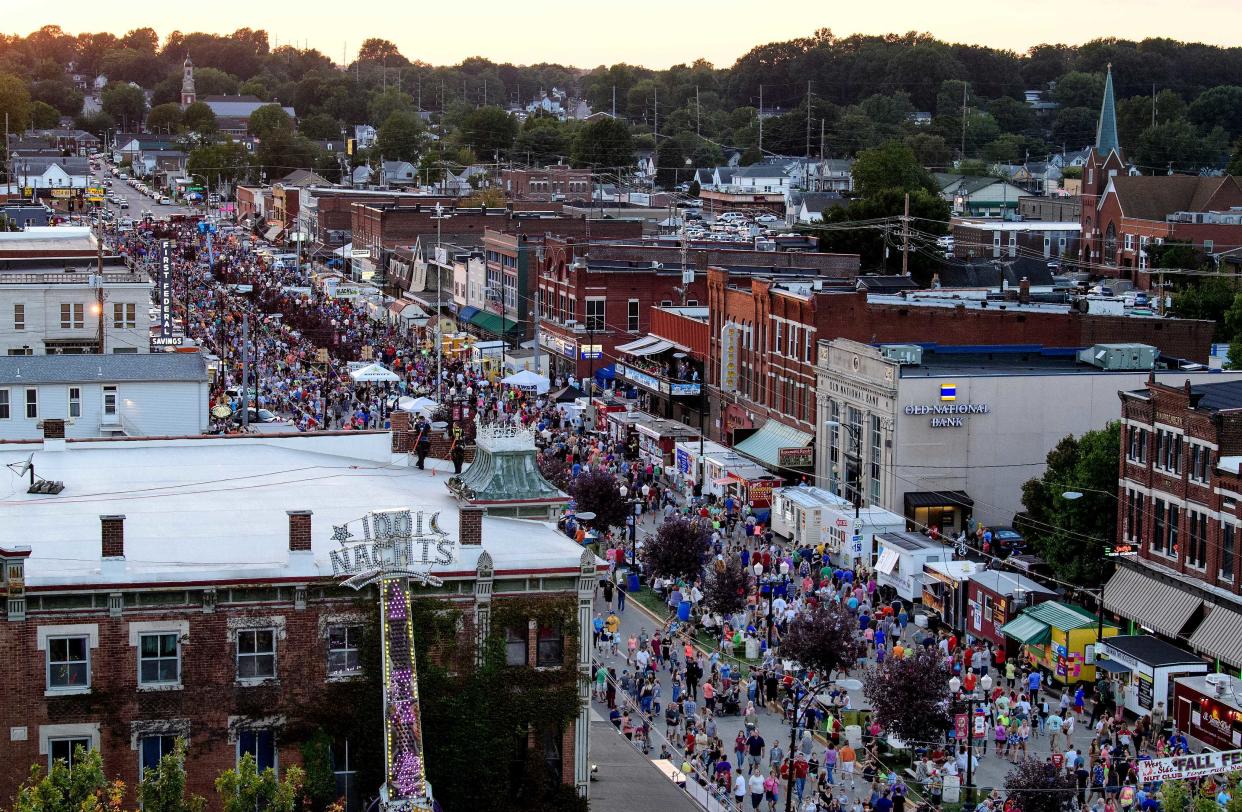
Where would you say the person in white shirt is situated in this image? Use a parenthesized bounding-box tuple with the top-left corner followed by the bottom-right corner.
(735, 772, 748, 806)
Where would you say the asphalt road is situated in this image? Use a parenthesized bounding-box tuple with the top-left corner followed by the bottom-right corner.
(90, 166, 195, 220)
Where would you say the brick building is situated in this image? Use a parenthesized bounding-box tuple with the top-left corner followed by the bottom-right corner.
(950, 219, 1080, 262)
(1105, 378, 1242, 672)
(0, 427, 596, 805)
(501, 165, 593, 203)
(300, 190, 461, 248)
(1018, 195, 1082, 222)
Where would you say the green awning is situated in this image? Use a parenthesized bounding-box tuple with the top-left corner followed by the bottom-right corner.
(1000, 614, 1051, 646)
(469, 311, 521, 335)
(733, 420, 814, 470)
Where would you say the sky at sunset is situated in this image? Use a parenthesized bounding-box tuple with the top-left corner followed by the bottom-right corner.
(8, 0, 1242, 69)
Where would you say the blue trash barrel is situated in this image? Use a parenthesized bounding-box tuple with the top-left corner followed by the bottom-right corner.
(677, 600, 691, 621)
(627, 572, 640, 593)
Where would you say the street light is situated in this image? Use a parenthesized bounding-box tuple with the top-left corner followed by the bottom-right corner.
(825, 419, 862, 518)
(1062, 490, 1106, 640)
(783, 676, 823, 812)
(948, 671, 992, 812)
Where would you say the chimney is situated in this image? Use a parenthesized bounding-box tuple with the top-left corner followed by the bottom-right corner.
(459, 506, 484, 546)
(101, 515, 125, 558)
(287, 510, 313, 552)
(391, 410, 411, 453)
(1018, 276, 1031, 304)
(42, 418, 66, 452)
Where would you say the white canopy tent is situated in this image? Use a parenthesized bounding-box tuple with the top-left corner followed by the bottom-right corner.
(501, 369, 550, 394)
(397, 396, 439, 417)
(349, 363, 401, 383)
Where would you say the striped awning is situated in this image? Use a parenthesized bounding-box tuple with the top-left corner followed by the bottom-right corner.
(1000, 614, 1051, 646)
(1103, 566, 1202, 638)
(616, 336, 659, 353)
(1189, 605, 1242, 669)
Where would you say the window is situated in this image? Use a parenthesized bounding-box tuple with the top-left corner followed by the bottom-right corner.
(47, 636, 90, 690)
(332, 740, 359, 812)
(536, 625, 563, 667)
(327, 625, 361, 675)
(773, 320, 783, 354)
(1187, 510, 1208, 569)
(1190, 444, 1210, 483)
(60, 303, 84, 329)
(237, 729, 276, 773)
(627, 299, 640, 333)
(1156, 429, 1182, 473)
(25, 388, 37, 419)
(139, 735, 178, 777)
(49, 738, 92, 770)
(68, 387, 81, 419)
(869, 414, 882, 504)
(1126, 489, 1144, 542)
(102, 385, 117, 417)
(139, 632, 180, 686)
(0, 389, 8, 419)
(584, 298, 605, 332)
(1127, 427, 1148, 463)
(13, 303, 24, 331)
(788, 323, 798, 357)
(1222, 523, 1236, 582)
(1153, 499, 1166, 554)
(236, 629, 276, 680)
(828, 400, 840, 493)
(113, 302, 136, 329)
(541, 726, 563, 784)
(505, 627, 527, 666)
(1124, 234, 1134, 251)
(1168, 504, 1180, 557)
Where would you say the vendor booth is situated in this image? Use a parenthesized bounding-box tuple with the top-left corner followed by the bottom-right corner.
(966, 570, 1057, 655)
(874, 531, 954, 603)
(1001, 602, 1118, 685)
(501, 369, 551, 394)
(773, 487, 905, 568)
(673, 440, 730, 492)
(922, 561, 984, 633)
(634, 417, 700, 469)
(1096, 635, 1208, 718)
(1172, 673, 1242, 750)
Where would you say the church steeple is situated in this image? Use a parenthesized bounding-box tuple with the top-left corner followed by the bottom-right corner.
(1095, 63, 1119, 156)
(180, 54, 196, 109)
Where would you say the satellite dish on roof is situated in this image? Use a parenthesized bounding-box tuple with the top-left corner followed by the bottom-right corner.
(8, 453, 34, 478)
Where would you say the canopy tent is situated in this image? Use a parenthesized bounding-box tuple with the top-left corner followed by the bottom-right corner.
(733, 420, 815, 470)
(332, 242, 353, 257)
(349, 363, 401, 383)
(549, 384, 585, 403)
(396, 396, 439, 417)
(999, 614, 1051, 646)
(502, 369, 551, 394)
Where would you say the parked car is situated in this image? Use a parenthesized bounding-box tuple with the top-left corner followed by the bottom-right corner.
(755, 214, 779, 223)
(989, 527, 1025, 556)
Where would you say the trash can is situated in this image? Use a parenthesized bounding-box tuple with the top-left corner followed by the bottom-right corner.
(845, 724, 863, 749)
(627, 572, 641, 594)
(677, 600, 691, 621)
(745, 637, 760, 660)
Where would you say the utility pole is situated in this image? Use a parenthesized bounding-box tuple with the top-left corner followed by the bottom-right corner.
(653, 86, 658, 144)
(696, 86, 701, 136)
(901, 192, 911, 277)
(758, 85, 764, 154)
(1152, 83, 1157, 128)
(94, 234, 105, 354)
(533, 245, 544, 377)
(819, 119, 825, 162)
(805, 80, 812, 191)
(960, 82, 968, 161)
(241, 311, 250, 431)
(611, 85, 616, 118)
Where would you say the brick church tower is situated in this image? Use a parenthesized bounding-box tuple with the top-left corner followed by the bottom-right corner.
(1080, 64, 1127, 268)
(180, 55, 196, 109)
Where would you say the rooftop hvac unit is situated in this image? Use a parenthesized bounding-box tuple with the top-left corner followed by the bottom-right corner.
(1075, 343, 1157, 370)
(879, 344, 923, 366)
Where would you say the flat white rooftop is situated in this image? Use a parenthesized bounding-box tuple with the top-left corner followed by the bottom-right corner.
(0, 432, 589, 588)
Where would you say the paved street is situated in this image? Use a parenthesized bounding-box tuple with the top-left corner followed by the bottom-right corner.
(589, 512, 1105, 807)
(90, 164, 196, 221)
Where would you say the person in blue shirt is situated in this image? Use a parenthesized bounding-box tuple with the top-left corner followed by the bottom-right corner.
(1028, 669, 1042, 697)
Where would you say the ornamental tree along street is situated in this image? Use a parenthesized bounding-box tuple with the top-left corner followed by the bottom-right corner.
(640, 516, 710, 586)
(566, 469, 630, 531)
(863, 649, 953, 742)
(702, 558, 749, 618)
(779, 600, 862, 676)
(1003, 758, 1078, 812)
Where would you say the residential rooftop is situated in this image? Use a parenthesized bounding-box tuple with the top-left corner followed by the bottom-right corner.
(0, 353, 206, 386)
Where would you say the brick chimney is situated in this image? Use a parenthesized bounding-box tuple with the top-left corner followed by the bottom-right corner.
(101, 515, 125, 558)
(42, 418, 66, 452)
(391, 410, 411, 453)
(287, 510, 313, 552)
(459, 506, 484, 546)
(1018, 277, 1031, 304)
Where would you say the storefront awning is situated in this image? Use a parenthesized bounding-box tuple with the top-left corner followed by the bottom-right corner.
(903, 490, 974, 511)
(616, 336, 659, 353)
(263, 225, 284, 242)
(999, 614, 1051, 646)
(733, 421, 814, 470)
(875, 548, 900, 575)
(629, 339, 674, 356)
(1189, 605, 1242, 669)
(459, 306, 480, 322)
(470, 310, 521, 335)
(1095, 658, 1132, 674)
(1103, 566, 1202, 639)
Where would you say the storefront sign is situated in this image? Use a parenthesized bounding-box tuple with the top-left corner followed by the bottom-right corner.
(331, 286, 365, 299)
(151, 335, 184, 347)
(669, 382, 702, 396)
(51, 188, 75, 198)
(676, 448, 691, 474)
(1136, 671, 1154, 710)
(1137, 750, 1242, 783)
(720, 324, 740, 393)
(579, 344, 602, 360)
(539, 332, 575, 359)
(778, 447, 814, 468)
(904, 401, 989, 428)
(157, 240, 174, 337)
(748, 480, 775, 507)
(617, 363, 664, 393)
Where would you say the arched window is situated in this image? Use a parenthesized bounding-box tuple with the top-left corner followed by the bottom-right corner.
(1104, 223, 1117, 263)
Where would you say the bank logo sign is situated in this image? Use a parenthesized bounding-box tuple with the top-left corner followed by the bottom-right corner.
(939, 383, 956, 402)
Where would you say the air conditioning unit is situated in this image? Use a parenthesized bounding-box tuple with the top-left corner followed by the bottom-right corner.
(1076, 343, 1157, 371)
(879, 344, 923, 366)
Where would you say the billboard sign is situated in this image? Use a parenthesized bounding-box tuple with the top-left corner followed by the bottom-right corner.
(158, 240, 174, 337)
(1136, 750, 1242, 783)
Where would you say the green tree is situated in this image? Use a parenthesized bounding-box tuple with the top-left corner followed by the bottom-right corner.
(248, 104, 294, 139)
(459, 106, 518, 160)
(1052, 71, 1105, 109)
(101, 82, 147, 128)
(376, 110, 425, 163)
(1017, 422, 1121, 587)
(139, 739, 206, 812)
(1230, 138, 1242, 176)
(905, 132, 953, 168)
(810, 188, 950, 284)
(13, 745, 120, 812)
(298, 730, 339, 811)
(1173, 276, 1237, 338)
(30, 79, 84, 117)
(30, 101, 60, 129)
(1051, 106, 1098, 149)
(571, 116, 635, 169)
(300, 112, 344, 140)
(188, 141, 252, 189)
(1160, 780, 1191, 812)
(182, 102, 217, 135)
(1188, 85, 1242, 140)
(514, 118, 570, 166)
(367, 88, 412, 126)
(147, 103, 184, 134)
(0, 72, 33, 132)
(984, 133, 1027, 164)
(1134, 119, 1229, 173)
(214, 752, 302, 812)
(655, 136, 688, 188)
(851, 140, 938, 197)
(74, 111, 115, 140)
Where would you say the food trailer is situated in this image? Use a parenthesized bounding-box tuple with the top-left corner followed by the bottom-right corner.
(874, 531, 954, 604)
(772, 487, 904, 568)
(1096, 635, 1208, 718)
(702, 451, 769, 501)
(673, 440, 731, 492)
(922, 561, 984, 633)
(634, 417, 700, 469)
(966, 570, 1057, 657)
(772, 487, 848, 545)
(592, 395, 632, 432)
(1172, 673, 1242, 750)
(1000, 602, 1119, 685)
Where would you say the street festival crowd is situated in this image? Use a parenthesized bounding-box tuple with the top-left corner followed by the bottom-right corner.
(113, 221, 1237, 812)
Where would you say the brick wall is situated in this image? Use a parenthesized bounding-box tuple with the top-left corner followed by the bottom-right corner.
(101, 515, 124, 558)
(459, 506, 483, 546)
(286, 510, 312, 552)
(42, 419, 65, 439)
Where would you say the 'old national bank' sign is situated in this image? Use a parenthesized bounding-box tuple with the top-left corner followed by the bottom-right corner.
(904, 401, 990, 428)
